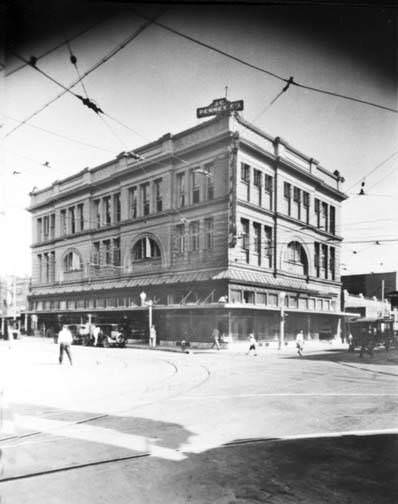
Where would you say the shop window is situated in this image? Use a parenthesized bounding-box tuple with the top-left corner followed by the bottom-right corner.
(230, 290, 242, 303)
(243, 290, 255, 304)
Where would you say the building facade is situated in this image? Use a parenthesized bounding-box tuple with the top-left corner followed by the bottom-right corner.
(28, 111, 347, 345)
(0, 275, 31, 336)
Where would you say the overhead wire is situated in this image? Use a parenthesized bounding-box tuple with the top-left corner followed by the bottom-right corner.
(345, 149, 398, 192)
(6, 14, 116, 77)
(4, 13, 162, 138)
(251, 77, 294, 123)
(131, 8, 398, 115)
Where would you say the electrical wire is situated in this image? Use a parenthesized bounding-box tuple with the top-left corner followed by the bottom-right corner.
(345, 149, 398, 192)
(132, 8, 398, 115)
(4, 14, 162, 138)
(6, 15, 115, 77)
(252, 77, 294, 123)
(3, 115, 114, 153)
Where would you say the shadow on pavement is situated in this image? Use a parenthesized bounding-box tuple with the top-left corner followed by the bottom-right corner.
(285, 348, 398, 367)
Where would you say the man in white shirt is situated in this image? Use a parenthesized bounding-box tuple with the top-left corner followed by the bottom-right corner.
(296, 330, 304, 357)
(58, 325, 73, 365)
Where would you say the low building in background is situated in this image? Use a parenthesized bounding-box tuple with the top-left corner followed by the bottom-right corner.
(0, 275, 31, 336)
(27, 108, 347, 346)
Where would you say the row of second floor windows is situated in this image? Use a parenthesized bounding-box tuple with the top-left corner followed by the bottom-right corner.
(229, 288, 337, 312)
(127, 178, 163, 219)
(36, 251, 56, 283)
(37, 214, 56, 242)
(283, 182, 336, 234)
(239, 218, 273, 268)
(174, 217, 215, 254)
(176, 163, 215, 209)
(239, 163, 274, 210)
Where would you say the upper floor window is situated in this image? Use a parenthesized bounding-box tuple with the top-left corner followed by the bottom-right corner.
(240, 218, 250, 263)
(103, 196, 111, 226)
(264, 174, 273, 210)
(253, 222, 261, 265)
(60, 210, 67, 235)
(293, 187, 301, 220)
(175, 224, 185, 254)
(103, 240, 112, 265)
(68, 207, 76, 234)
(329, 205, 336, 235)
(113, 193, 121, 223)
(314, 198, 320, 228)
(205, 163, 214, 200)
(93, 200, 101, 228)
(37, 218, 42, 242)
(154, 179, 163, 212)
(43, 216, 49, 240)
(189, 221, 200, 251)
(240, 163, 250, 183)
(303, 191, 310, 224)
(77, 204, 84, 232)
(283, 182, 291, 216)
(64, 250, 81, 272)
(191, 170, 200, 204)
(204, 217, 214, 249)
(141, 183, 150, 216)
(92, 242, 100, 266)
(253, 169, 262, 206)
(128, 187, 137, 219)
(113, 238, 121, 266)
(264, 226, 273, 268)
(286, 241, 308, 276)
(176, 172, 186, 208)
(133, 237, 160, 261)
(50, 213, 55, 238)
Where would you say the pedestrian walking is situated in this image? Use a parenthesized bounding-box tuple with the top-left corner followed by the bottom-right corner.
(211, 327, 221, 350)
(93, 325, 101, 347)
(247, 333, 257, 356)
(58, 325, 73, 365)
(296, 329, 304, 357)
(347, 333, 354, 352)
(149, 325, 157, 348)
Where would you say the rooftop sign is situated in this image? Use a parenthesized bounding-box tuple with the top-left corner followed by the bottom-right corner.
(196, 98, 244, 119)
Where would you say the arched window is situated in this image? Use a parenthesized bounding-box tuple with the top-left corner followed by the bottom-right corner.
(285, 241, 308, 276)
(132, 237, 161, 261)
(64, 251, 82, 272)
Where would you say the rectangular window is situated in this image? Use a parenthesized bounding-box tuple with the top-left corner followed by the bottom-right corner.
(113, 193, 121, 223)
(44, 253, 49, 283)
(321, 202, 328, 231)
(37, 218, 42, 242)
(60, 210, 67, 235)
(103, 196, 111, 225)
(253, 169, 262, 206)
(329, 246, 335, 280)
(231, 289, 242, 303)
(284, 182, 291, 216)
(253, 222, 261, 265)
(37, 254, 42, 283)
(293, 187, 301, 220)
(94, 199, 101, 228)
(314, 198, 320, 228)
(128, 187, 137, 218)
(303, 191, 310, 224)
(240, 218, 250, 263)
(321, 243, 328, 279)
(189, 221, 200, 251)
(103, 240, 112, 265)
(257, 292, 267, 305)
(264, 174, 273, 209)
(43, 216, 49, 240)
(205, 163, 214, 200)
(176, 172, 186, 208)
(191, 170, 200, 204)
(92, 242, 100, 267)
(314, 242, 320, 277)
(68, 207, 75, 234)
(113, 238, 121, 266)
(50, 251, 55, 282)
(264, 226, 273, 268)
(240, 163, 250, 183)
(175, 224, 185, 254)
(243, 291, 255, 304)
(77, 204, 84, 232)
(141, 183, 150, 216)
(268, 293, 278, 306)
(50, 213, 55, 239)
(204, 217, 214, 249)
(329, 205, 336, 235)
(154, 179, 163, 212)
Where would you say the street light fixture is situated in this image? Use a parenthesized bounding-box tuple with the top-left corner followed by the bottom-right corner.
(140, 291, 154, 347)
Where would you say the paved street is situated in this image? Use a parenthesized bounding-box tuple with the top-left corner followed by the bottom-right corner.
(1, 338, 397, 503)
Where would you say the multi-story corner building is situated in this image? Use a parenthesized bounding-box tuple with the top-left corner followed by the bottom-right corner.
(28, 110, 347, 345)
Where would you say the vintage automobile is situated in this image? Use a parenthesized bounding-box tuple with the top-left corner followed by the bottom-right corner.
(65, 324, 92, 346)
(97, 324, 127, 348)
(347, 317, 396, 354)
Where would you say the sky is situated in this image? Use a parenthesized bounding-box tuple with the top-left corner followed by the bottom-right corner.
(2, 1, 398, 278)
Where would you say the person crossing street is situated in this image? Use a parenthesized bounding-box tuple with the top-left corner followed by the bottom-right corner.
(58, 325, 73, 365)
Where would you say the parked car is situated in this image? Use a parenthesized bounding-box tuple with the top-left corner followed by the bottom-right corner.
(97, 324, 127, 348)
(66, 324, 92, 345)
